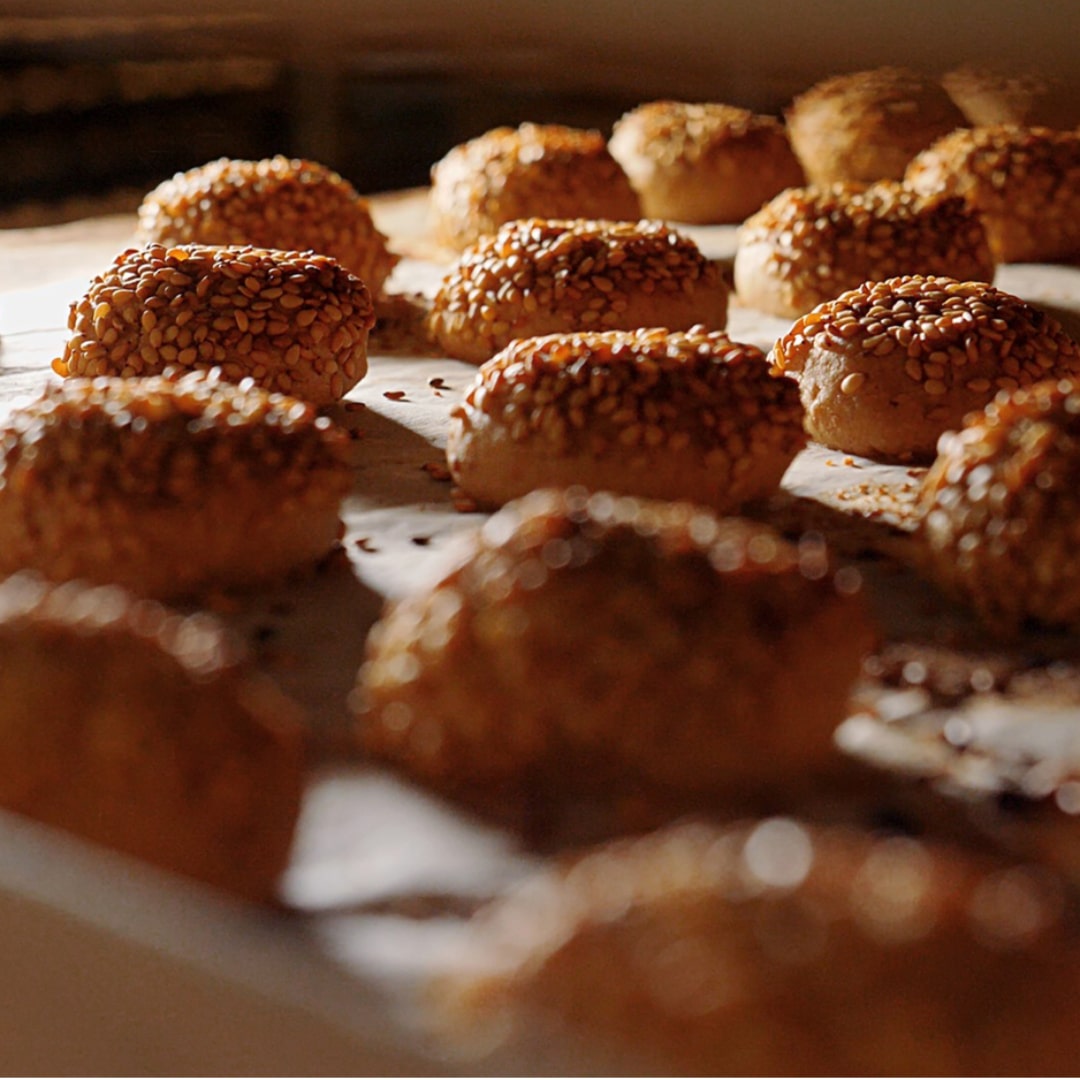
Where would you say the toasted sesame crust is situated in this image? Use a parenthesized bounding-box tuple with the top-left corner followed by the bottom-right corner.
(55, 243, 375, 405)
(785, 67, 967, 186)
(772, 275, 1080, 463)
(355, 489, 873, 807)
(0, 572, 305, 903)
(734, 182, 996, 319)
(428, 218, 729, 364)
(447, 328, 805, 510)
(608, 101, 805, 223)
(429, 123, 641, 251)
(905, 125, 1080, 264)
(919, 378, 1080, 633)
(0, 371, 354, 600)
(137, 156, 398, 294)
(439, 819, 1080, 1075)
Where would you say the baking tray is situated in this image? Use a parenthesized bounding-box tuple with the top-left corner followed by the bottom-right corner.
(3, 191, 1080, 1073)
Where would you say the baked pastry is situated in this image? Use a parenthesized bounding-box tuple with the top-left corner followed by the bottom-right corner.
(54, 243, 375, 405)
(919, 379, 1080, 634)
(905, 125, 1080, 264)
(0, 371, 353, 601)
(771, 275, 1080, 463)
(355, 489, 873, 808)
(733, 182, 995, 319)
(941, 65, 1074, 129)
(438, 819, 1080, 1075)
(429, 123, 641, 251)
(785, 67, 966, 186)
(0, 572, 304, 903)
(446, 328, 805, 510)
(608, 101, 804, 223)
(427, 218, 729, 364)
(137, 156, 398, 295)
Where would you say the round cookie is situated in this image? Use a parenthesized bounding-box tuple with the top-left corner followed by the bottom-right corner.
(55, 243, 375, 405)
(137, 156, 398, 295)
(785, 67, 967, 186)
(941, 66, 1076, 129)
(919, 378, 1080, 634)
(608, 101, 804, 223)
(355, 489, 874, 807)
(438, 819, 1080, 1075)
(429, 123, 641, 251)
(427, 218, 729, 364)
(733, 182, 995, 319)
(905, 125, 1080, 264)
(0, 572, 304, 903)
(447, 328, 805, 510)
(0, 371, 354, 601)
(771, 275, 1080, 463)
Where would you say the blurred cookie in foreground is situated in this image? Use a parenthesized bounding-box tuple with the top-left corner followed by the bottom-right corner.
(0, 371, 353, 601)
(436, 819, 1080, 1075)
(608, 101, 804, 223)
(734, 182, 994, 318)
(355, 490, 873, 812)
(55, 243, 375, 405)
(137, 156, 398, 295)
(919, 378, 1080, 635)
(785, 67, 966, 186)
(429, 124, 641, 252)
(0, 573, 304, 903)
(905, 125, 1080, 264)
(447, 328, 805, 511)
(771, 276, 1080, 463)
(428, 218, 729, 364)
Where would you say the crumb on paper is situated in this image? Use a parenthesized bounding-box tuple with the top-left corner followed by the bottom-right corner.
(354, 536, 378, 553)
(411, 535, 432, 546)
(422, 461, 451, 481)
(383, 389, 408, 401)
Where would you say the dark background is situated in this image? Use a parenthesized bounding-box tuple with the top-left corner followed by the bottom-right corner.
(1, 1, 1076, 226)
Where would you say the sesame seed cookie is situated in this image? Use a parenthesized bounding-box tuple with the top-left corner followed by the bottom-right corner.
(609, 101, 804, 224)
(447, 328, 805, 511)
(734, 182, 995, 319)
(428, 218, 729, 364)
(55, 243, 375, 405)
(919, 378, 1080, 634)
(137, 156, 398, 295)
(771, 275, 1080, 463)
(905, 125, 1080, 264)
(354, 489, 873, 810)
(429, 123, 641, 251)
(0, 572, 304, 903)
(437, 819, 1080, 1075)
(0, 370, 354, 601)
(785, 67, 967, 187)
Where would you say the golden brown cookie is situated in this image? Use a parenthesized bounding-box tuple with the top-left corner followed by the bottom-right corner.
(355, 490, 873, 808)
(733, 182, 995, 318)
(771, 275, 1080, 463)
(430, 123, 641, 251)
(0, 572, 304, 903)
(608, 101, 804, 223)
(427, 219, 729, 364)
(785, 67, 966, 186)
(941, 66, 1076, 129)
(137, 156, 398, 295)
(919, 378, 1080, 634)
(905, 125, 1080, 264)
(0, 371, 353, 601)
(55, 243, 375, 405)
(438, 819, 1080, 1075)
(447, 327, 805, 510)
